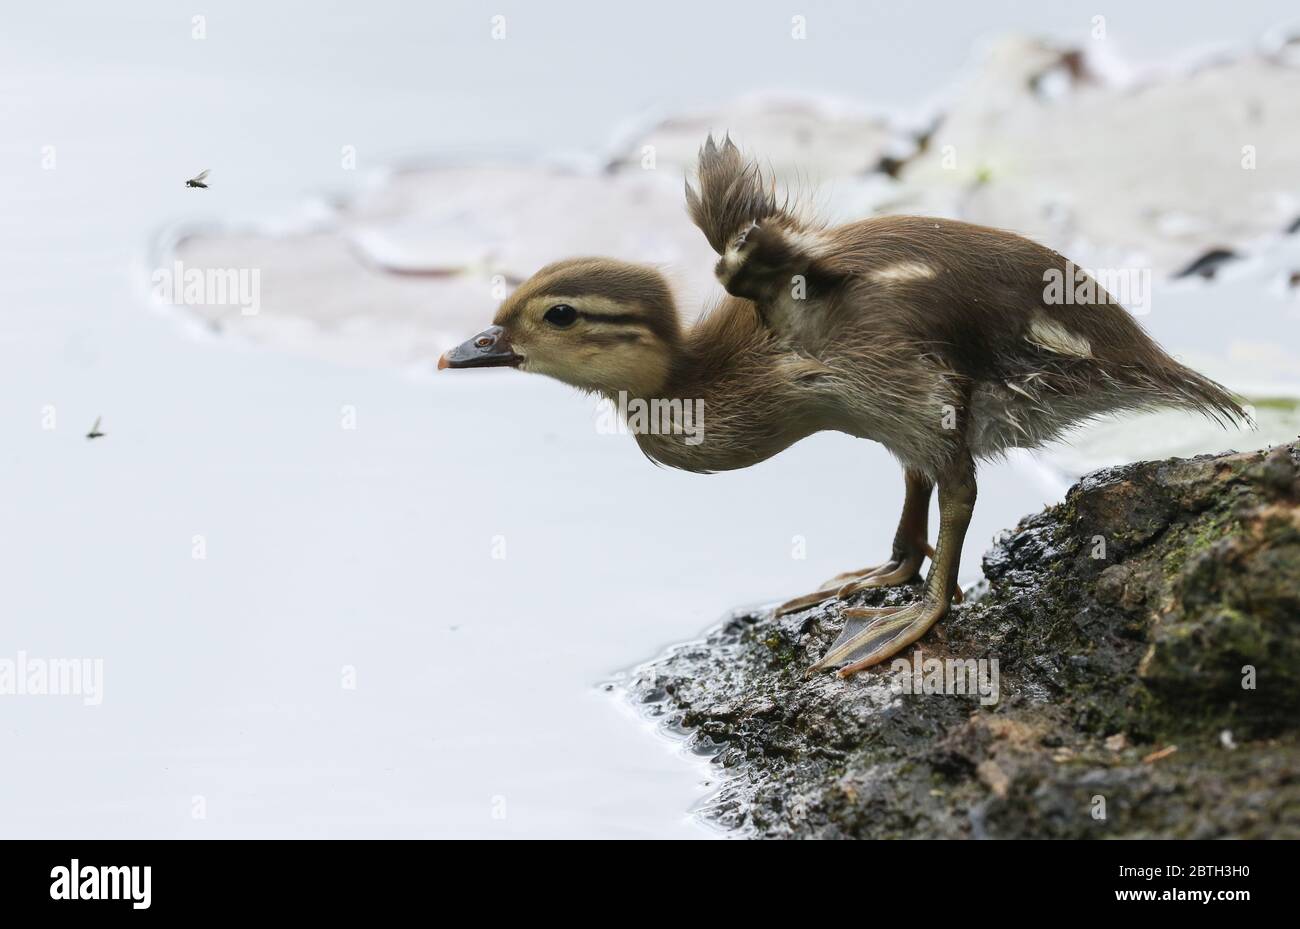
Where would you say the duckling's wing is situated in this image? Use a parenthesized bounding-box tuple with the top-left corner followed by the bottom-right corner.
(684, 135, 783, 255)
(685, 135, 839, 314)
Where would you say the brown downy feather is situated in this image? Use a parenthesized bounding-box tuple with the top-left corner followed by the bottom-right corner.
(684, 134, 792, 255)
(685, 135, 839, 310)
(467, 139, 1249, 480)
(812, 215, 1251, 435)
(1135, 359, 1249, 428)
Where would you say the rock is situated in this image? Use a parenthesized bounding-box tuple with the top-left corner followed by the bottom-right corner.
(624, 442, 1300, 838)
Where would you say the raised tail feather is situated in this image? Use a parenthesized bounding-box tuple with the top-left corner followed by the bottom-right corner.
(685, 135, 831, 306)
(684, 134, 809, 256)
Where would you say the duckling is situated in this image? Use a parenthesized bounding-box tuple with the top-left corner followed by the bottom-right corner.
(440, 135, 1247, 677)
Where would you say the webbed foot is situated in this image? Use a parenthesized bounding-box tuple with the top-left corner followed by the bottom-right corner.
(807, 596, 951, 678)
(777, 469, 938, 618)
(775, 544, 961, 617)
(808, 453, 978, 678)
(774, 555, 920, 616)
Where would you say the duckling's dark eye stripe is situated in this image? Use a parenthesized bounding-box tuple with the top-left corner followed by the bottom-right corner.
(583, 331, 643, 346)
(577, 311, 647, 328)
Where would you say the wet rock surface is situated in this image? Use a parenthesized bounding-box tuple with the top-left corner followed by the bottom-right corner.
(625, 442, 1300, 838)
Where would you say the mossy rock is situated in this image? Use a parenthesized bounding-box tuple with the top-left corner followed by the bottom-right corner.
(625, 442, 1300, 838)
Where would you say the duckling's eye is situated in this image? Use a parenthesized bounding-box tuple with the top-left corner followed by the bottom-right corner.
(544, 304, 577, 328)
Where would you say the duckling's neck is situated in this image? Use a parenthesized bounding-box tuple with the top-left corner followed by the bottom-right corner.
(604, 297, 827, 473)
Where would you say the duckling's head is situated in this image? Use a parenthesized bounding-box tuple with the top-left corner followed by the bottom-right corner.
(439, 257, 681, 396)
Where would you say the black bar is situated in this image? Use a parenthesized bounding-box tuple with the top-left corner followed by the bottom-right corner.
(0, 839, 1286, 915)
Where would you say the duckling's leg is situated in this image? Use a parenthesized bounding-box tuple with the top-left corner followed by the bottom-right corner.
(809, 455, 976, 677)
(775, 469, 933, 617)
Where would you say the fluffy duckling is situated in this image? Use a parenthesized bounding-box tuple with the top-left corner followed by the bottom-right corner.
(441, 135, 1246, 677)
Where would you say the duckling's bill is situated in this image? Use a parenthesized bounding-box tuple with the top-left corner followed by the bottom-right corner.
(438, 325, 522, 370)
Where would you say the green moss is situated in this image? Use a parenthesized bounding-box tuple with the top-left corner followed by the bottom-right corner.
(1246, 396, 1300, 412)
(1161, 507, 1241, 580)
